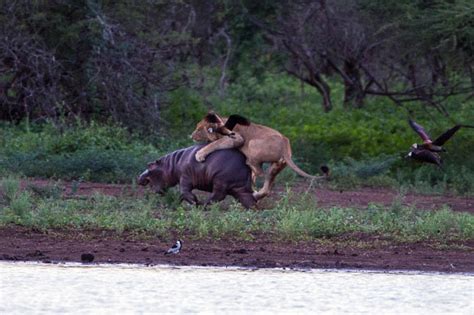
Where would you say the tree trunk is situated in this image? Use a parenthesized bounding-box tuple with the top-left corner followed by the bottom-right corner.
(343, 60, 365, 109)
(309, 74, 332, 112)
(285, 68, 333, 112)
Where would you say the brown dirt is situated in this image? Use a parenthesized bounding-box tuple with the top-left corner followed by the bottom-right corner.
(2, 178, 472, 273)
(1, 226, 473, 273)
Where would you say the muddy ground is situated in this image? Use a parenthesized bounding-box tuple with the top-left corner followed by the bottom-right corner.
(1, 226, 473, 273)
(1, 179, 473, 272)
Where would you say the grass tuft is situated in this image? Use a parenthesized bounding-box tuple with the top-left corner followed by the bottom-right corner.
(1, 180, 473, 243)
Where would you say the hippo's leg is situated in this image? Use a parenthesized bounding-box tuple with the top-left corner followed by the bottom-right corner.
(179, 178, 199, 205)
(236, 192, 257, 209)
(202, 185, 227, 207)
(253, 159, 287, 200)
(230, 187, 257, 209)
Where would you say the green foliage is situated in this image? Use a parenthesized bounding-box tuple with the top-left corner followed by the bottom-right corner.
(187, 73, 474, 194)
(0, 176, 21, 204)
(413, 208, 474, 240)
(1, 184, 472, 242)
(1, 71, 474, 193)
(164, 88, 208, 133)
(404, 0, 474, 59)
(0, 177, 33, 223)
(0, 120, 153, 155)
(0, 121, 192, 183)
(26, 182, 63, 199)
(2, 0, 472, 133)
(4, 149, 144, 183)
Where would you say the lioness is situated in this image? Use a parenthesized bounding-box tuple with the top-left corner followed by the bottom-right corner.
(191, 112, 328, 200)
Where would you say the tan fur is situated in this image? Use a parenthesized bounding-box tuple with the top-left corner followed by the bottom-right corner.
(191, 113, 326, 200)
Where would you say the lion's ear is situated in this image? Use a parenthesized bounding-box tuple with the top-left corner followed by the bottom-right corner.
(205, 112, 224, 125)
(225, 114, 250, 130)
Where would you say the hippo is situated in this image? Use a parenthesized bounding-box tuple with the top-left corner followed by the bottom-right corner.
(137, 144, 256, 209)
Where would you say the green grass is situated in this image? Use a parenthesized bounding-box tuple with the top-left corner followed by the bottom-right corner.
(1, 177, 473, 243)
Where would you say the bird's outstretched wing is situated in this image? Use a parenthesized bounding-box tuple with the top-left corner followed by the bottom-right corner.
(417, 150, 441, 165)
(409, 119, 432, 143)
(432, 125, 461, 146)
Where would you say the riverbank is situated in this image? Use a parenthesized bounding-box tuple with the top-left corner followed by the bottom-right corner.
(1, 225, 473, 273)
(2, 178, 473, 272)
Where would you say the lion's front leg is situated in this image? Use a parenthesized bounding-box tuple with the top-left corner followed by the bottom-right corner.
(195, 133, 244, 162)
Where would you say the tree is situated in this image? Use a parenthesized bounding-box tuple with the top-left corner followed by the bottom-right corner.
(247, 0, 474, 113)
(0, 0, 198, 131)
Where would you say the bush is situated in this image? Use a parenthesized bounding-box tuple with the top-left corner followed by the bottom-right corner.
(0, 121, 192, 183)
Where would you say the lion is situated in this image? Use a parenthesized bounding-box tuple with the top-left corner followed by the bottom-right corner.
(191, 112, 328, 200)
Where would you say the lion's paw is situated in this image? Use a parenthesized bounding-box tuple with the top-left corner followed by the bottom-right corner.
(195, 151, 207, 162)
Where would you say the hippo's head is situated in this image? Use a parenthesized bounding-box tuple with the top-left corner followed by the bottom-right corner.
(137, 160, 167, 194)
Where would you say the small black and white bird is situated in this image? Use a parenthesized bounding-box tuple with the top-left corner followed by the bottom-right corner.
(164, 240, 182, 255)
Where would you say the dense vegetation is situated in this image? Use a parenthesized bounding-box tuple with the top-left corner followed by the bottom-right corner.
(1, 1, 473, 122)
(0, 1, 473, 195)
(1, 76, 473, 194)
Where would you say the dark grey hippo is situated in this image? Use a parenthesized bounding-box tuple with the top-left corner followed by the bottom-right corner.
(137, 144, 256, 208)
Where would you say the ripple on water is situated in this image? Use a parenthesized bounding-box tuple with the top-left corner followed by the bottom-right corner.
(0, 262, 473, 314)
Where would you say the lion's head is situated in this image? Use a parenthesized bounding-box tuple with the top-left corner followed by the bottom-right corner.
(191, 112, 232, 142)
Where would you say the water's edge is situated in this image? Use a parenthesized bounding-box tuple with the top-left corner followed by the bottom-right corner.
(3, 260, 474, 276)
(3, 225, 473, 273)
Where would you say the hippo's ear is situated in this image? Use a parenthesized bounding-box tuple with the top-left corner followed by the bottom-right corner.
(205, 111, 224, 125)
(147, 160, 161, 170)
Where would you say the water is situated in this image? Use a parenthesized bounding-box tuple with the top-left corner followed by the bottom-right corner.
(1, 262, 473, 314)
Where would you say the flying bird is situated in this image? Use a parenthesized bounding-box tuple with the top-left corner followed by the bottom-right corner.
(406, 119, 474, 167)
(164, 240, 182, 255)
(406, 148, 442, 168)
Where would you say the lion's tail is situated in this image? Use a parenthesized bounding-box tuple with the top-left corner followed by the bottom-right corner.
(282, 137, 328, 180)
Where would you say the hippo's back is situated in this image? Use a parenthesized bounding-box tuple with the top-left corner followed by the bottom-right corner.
(207, 147, 249, 173)
(178, 144, 251, 187)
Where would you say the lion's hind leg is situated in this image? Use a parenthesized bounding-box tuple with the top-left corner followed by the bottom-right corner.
(253, 159, 286, 200)
(245, 159, 265, 191)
